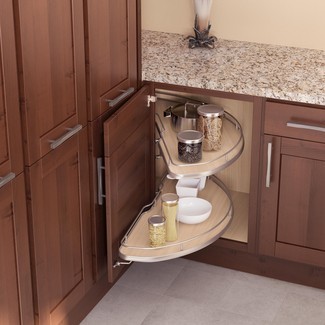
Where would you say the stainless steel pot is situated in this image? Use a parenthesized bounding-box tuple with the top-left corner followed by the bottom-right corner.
(164, 102, 200, 132)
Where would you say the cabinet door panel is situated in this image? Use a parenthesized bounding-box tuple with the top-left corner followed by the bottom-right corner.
(277, 150, 325, 251)
(86, 0, 138, 120)
(0, 0, 23, 176)
(17, 0, 87, 164)
(259, 134, 325, 268)
(104, 86, 155, 283)
(0, 175, 34, 324)
(27, 128, 92, 324)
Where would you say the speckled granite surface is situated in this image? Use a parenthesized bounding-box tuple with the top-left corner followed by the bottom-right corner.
(142, 30, 325, 106)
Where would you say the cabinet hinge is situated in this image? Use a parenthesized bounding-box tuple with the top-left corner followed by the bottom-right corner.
(147, 95, 157, 107)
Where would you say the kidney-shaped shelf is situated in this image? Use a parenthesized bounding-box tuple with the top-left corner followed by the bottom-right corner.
(155, 110, 244, 179)
(119, 176, 233, 262)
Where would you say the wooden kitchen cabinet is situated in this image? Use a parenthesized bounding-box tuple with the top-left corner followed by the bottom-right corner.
(0, 1, 34, 323)
(85, 0, 139, 121)
(85, 0, 140, 280)
(26, 128, 92, 324)
(103, 83, 262, 277)
(259, 101, 325, 268)
(16, 0, 87, 166)
(0, 0, 24, 179)
(0, 176, 34, 325)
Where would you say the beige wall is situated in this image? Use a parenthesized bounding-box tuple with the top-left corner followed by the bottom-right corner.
(141, 0, 325, 50)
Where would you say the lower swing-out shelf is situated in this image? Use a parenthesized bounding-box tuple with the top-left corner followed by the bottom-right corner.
(119, 176, 233, 262)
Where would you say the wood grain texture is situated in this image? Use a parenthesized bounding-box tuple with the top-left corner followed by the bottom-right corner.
(85, 0, 138, 120)
(104, 85, 155, 282)
(265, 101, 325, 143)
(0, 175, 34, 324)
(260, 102, 325, 268)
(0, 0, 23, 177)
(26, 128, 92, 324)
(16, 0, 87, 165)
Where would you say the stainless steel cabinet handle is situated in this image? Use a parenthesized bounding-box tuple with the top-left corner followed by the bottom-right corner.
(97, 157, 106, 206)
(49, 124, 82, 149)
(287, 121, 325, 133)
(266, 142, 272, 188)
(0, 172, 15, 189)
(106, 87, 135, 108)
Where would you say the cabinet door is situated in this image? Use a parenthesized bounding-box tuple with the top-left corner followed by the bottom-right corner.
(27, 128, 92, 324)
(85, 0, 138, 120)
(0, 174, 34, 324)
(17, 0, 87, 165)
(104, 85, 155, 283)
(259, 136, 325, 267)
(0, 0, 23, 177)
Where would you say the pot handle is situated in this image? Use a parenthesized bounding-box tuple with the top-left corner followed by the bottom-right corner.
(163, 106, 172, 117)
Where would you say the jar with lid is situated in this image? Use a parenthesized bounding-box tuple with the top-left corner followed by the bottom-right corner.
(197, 104, 224, 151)
(161, 193, 179, 242)
(177, 130, 203, 163)
(148, 215, 166, 247)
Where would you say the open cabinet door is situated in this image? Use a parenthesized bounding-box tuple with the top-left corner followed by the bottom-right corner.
(104, 85, 156, 283)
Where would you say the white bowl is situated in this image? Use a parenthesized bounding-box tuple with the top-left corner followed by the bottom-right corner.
(176, 178, 200, 197)
(177, 197, 212, 224)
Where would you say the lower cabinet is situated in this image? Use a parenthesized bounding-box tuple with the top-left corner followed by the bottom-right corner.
(104, 85, 155, 283)
(0, 174, 34, 324)
(259, 101, 325, 268)
(26, 127, 92, 324)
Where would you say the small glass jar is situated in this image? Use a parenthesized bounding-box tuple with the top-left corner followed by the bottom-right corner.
(197, 104, 224, 151)
(161, 193, 179, 242)
(177, 130, 203, 163)
(148, 215, 166, 247)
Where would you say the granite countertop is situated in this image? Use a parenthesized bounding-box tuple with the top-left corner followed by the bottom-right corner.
(142, 30, 325, 106)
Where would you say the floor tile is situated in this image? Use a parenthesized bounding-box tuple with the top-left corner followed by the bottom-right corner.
(164, 266, 233, 305)
(142, 295, 272, 325)
(116, 259, 186, 295)
(272, 292, 325, 325)
(81, 284, 162, 325)
(216, 276, 288, 322)
(81, 259, 325, 325)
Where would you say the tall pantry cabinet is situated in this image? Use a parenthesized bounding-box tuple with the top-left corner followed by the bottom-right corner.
(0, 0, 34, 323)
(15, 0, 92, 324)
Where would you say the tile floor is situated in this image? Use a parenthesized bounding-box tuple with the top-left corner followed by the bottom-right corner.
(81, 258, 325, 325)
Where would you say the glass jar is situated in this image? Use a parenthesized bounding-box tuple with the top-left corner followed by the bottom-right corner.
(161, 193, 179, 242)
(197, 104, 224, 151)
(148, 215, 166, 247)
(177, 130, 203, 163)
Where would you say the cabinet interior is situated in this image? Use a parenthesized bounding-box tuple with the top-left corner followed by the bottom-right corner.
(155, 89, 254, 244)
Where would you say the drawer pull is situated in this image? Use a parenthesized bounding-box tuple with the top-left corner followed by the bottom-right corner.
(287, 121, 325, 133)
(49, 124, 82, 149)
(106, 87, 135, 107)
(266, 142, 272, 188)
(97, 157, 106, 206)
(0, 172, 15, 189)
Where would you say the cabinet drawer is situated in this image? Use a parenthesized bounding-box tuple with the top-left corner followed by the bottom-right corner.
(265, 102, 325, 143)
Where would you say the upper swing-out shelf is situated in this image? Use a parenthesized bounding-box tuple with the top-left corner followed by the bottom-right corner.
(155, 101, 244, 179)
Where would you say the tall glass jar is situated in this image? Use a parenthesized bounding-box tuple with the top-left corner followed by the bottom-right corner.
(161, 193, 179, 242)
(148, 215, 166, 247)
(197, 104, 224, 151)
